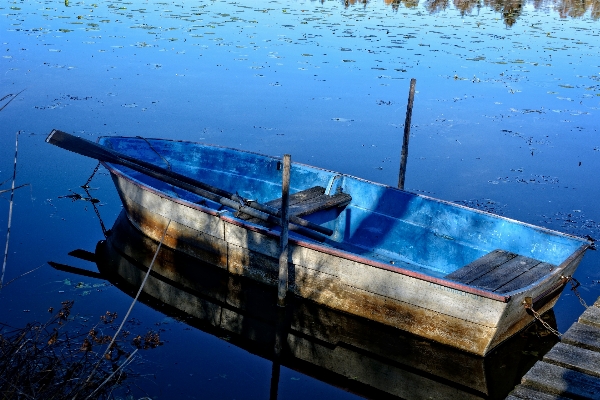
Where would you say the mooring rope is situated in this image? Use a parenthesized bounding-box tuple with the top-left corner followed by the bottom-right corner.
(81, 162, 109, 238)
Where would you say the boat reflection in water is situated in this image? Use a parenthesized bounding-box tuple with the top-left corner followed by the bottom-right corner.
(96, 212, 558, 400)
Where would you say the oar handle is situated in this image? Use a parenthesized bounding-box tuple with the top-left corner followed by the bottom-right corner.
(46, 130, 333, 239)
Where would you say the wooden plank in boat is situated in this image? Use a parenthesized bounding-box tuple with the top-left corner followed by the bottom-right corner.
(468, 255, 542, 292)
(494, 262, 557, 294)
(445, 249, 517, 283)
(288, 192, 352, 217)
(265, 185, 326, 208)
(561, 322, 600, 352)
(543, 342, 600, 379)
(238, 186, 326, 222)
(520, 361, 600, 398)
(241, 186, 351, 221)
(447, 250, 557, 293)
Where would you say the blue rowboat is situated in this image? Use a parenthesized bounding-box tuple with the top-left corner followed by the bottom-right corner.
(80, 135, 589, 355)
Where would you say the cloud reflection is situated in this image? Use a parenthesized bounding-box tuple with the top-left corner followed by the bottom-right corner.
(338, 0, 600, 25)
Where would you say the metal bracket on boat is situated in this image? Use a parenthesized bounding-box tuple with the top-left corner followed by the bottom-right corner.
(231, 192, 258, 218)
(231, 193, 258, 207)
(215, 205, 230, 216)
(325, 175, 343, 196)
(232, 192, 245, 218)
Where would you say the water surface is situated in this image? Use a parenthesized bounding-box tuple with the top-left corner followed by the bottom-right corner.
(1, 0, 599, 398)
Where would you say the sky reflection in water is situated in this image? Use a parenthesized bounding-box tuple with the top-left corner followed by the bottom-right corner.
(1, 0, 600, 398)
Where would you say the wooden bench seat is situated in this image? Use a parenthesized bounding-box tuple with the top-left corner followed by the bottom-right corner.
(238, 185, 351, 222)
(445, 249, 558, 294)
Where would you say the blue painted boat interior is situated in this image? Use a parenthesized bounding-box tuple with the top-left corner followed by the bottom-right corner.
(100, 137, 587, 278)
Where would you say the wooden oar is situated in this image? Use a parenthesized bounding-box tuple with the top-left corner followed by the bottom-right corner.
(48, 261, 104, 280)
(46, 129, 333, 240)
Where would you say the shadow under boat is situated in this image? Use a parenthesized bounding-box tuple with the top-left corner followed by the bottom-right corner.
(90, 211, 559, 400)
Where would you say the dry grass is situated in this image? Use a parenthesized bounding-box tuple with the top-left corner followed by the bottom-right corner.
(0, 301, 161, 400)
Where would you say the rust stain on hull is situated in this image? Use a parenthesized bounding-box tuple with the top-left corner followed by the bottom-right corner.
(128, 201, 495, 354)
(222, 241, 493, 351)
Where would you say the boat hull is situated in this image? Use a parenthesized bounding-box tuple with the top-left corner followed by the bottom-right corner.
(108, 167, 586, 356)
(97, 211, 560, 399)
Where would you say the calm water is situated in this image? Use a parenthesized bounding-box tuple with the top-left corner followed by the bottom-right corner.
(1, 0, 600, 398)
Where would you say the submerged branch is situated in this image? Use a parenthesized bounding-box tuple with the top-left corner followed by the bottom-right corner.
(0, 264, 43, 288)
(0, 183, 29, 195)
(0, 89, 26, 112)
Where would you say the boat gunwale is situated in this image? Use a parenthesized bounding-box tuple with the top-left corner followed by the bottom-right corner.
(98, 136, 591, 245)
(98, 137, 591, 304)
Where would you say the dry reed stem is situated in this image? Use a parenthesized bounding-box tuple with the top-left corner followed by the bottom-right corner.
(0, 301, 139, 399)
(84, 349, 138, 400)
(81, 220, 171, 393)
(1, 131, 20, 289)
(1, 264, 43, 288)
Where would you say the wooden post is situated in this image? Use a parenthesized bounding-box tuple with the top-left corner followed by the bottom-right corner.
(277, 154, 291, 307)
(398, 78, 416, 190)
(269, 306, 287, 400)
(269, 358, 281, 400)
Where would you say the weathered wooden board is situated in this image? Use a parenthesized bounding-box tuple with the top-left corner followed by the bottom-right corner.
(561, 322, 600, 352)
(520, 361, 600, 398)
(240, 186, 327, 223)
(543, 342, 600, 379)
(495, 262, 557, 294)
(507, 385, 571, 400)
(239, 185, 349, 223)
(469, 255, 541, 292)
(287, 192, 352, 217)
(579, 304, 600, 328)
(446, 249, 560, 294)
(445, 249, 516, 283)
(265, 185, 326, 208)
